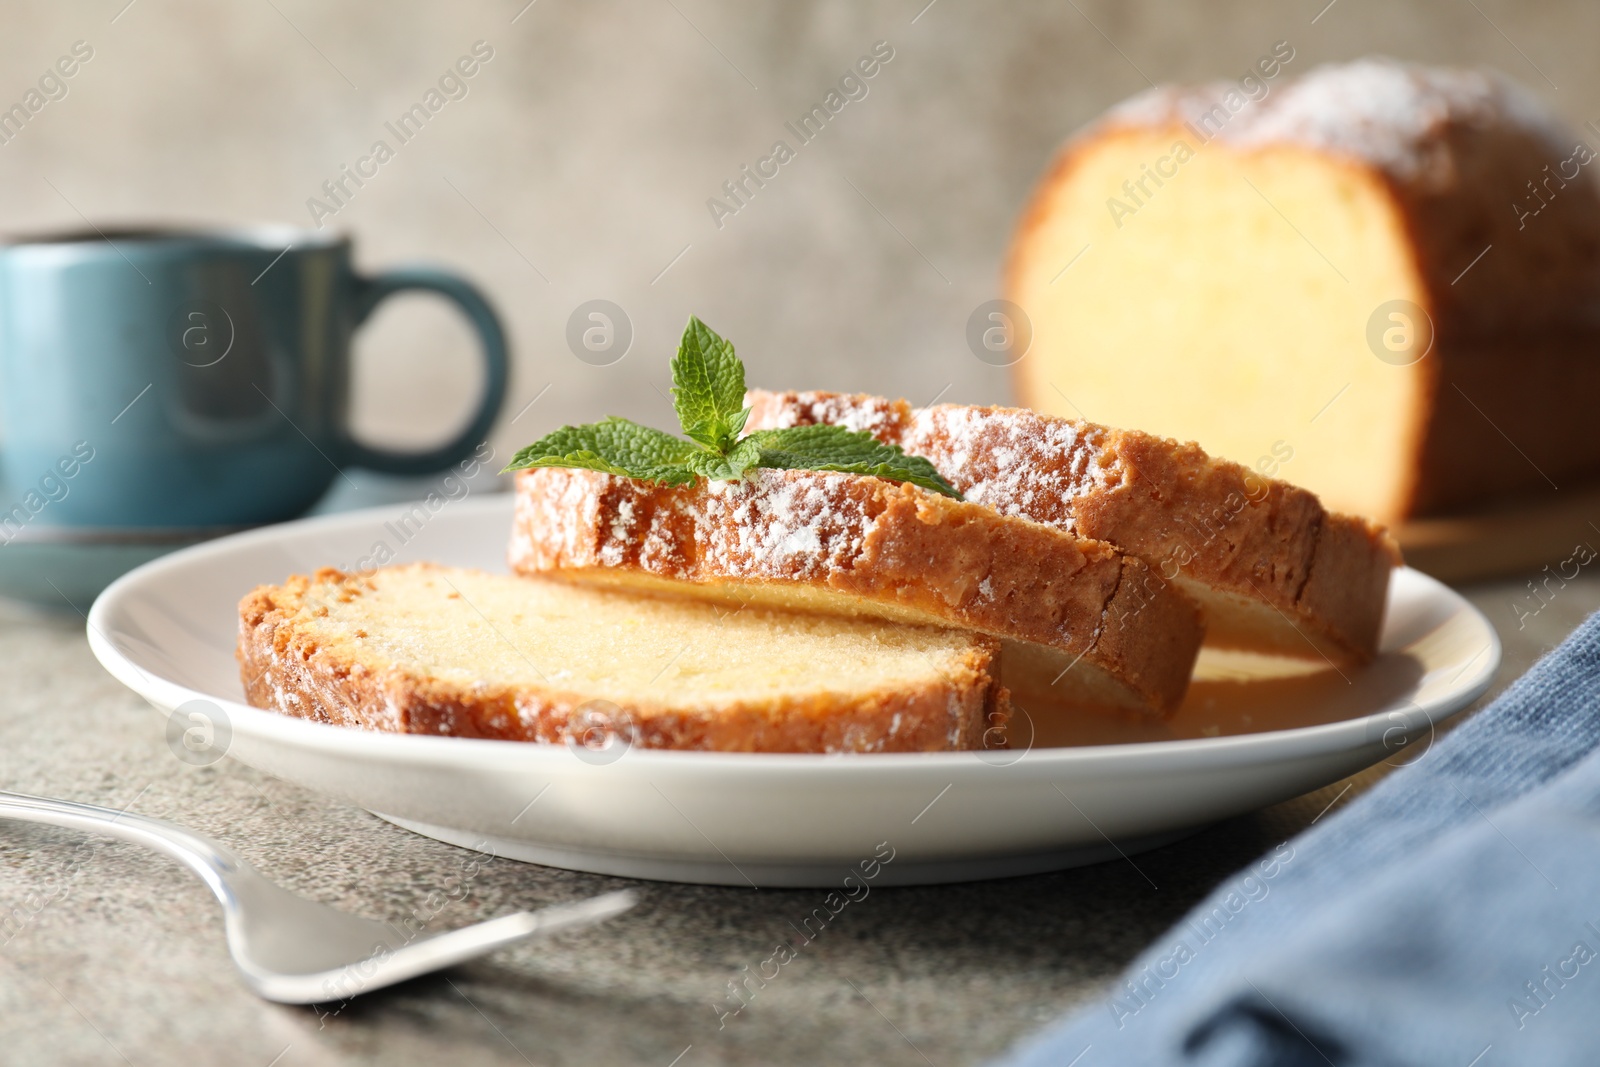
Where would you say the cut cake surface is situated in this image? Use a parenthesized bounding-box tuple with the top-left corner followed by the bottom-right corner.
(237, 563, 1008, 753)
(510, 467, 1205, 715)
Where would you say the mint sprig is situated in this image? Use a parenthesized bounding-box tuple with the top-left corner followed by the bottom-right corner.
(672, 316, 748, 452)
(503, 316, 962, 499)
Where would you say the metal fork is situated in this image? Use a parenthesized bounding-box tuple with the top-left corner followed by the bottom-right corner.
(0, 789, 637, 1004)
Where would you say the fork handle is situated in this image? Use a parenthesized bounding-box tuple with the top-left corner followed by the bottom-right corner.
(0, 789, 245, 907)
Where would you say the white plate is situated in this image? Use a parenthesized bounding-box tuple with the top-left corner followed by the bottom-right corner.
(87, 494, 1500, 887)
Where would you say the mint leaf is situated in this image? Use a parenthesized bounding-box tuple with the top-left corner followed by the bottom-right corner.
(672, 316, 747, 451)
(502, 416, 699, 486)
(747, 425, 964, 499)
(507, 317, 965, 501)
(684, 435, 763, 481)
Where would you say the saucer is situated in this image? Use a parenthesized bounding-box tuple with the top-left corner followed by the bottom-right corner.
(0, 469, 505, 612)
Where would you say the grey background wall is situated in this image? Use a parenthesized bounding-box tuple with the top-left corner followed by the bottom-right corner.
(0, 0, 1591, 463)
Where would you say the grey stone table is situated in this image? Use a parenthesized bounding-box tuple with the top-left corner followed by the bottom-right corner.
(0, 567, 1588, 1067)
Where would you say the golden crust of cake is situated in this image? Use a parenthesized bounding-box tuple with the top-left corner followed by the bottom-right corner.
(746, 390, 1399, 663)
(237, 563, 1009, 754)
(510, 467, 1204, 715)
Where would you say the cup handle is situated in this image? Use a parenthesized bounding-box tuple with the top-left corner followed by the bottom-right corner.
(343, 266, 510, 475)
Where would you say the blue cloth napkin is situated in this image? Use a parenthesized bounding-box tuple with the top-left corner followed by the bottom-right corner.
(996, 609, 1600, 1067)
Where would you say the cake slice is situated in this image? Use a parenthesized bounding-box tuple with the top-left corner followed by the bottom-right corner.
(1006, 58, 1600, 522)
(745, 389, 1399, 663)
(509, 467, 1205, 715)
(237, 563, 1007, 753)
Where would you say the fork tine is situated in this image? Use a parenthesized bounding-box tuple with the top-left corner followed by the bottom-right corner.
(245, 889, 640, 1004)
(0, 790, 640, 1005)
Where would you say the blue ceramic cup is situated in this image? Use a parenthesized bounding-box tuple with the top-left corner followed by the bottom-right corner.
(0, 225, 508, 528)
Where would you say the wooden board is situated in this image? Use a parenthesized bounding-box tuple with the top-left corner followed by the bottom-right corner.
(1395, 483, 1600, 584)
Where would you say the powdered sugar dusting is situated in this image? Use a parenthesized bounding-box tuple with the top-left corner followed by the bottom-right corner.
(511, 469, 610, 570)
(906, 406, 1112, 532)
(745, 390, 1122, 536)
(600, 498, 638, 566)
(1107, 58, 1573, 182)
(745, 390, 908, 437)
(701, 470, 868, 580)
